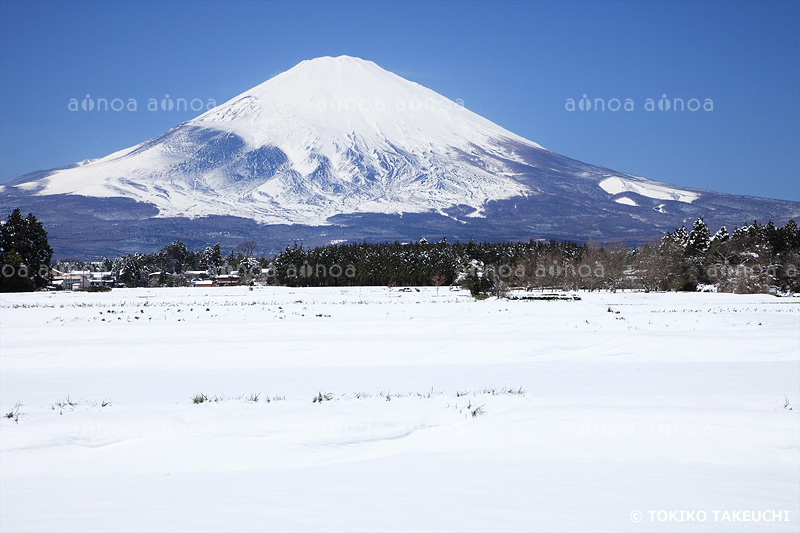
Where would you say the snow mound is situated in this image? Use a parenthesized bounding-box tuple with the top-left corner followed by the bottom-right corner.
(614, 196, 638, 206)
(599, 176, 699, 203)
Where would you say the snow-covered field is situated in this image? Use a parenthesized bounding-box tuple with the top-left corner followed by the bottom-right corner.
(1, 287, 798, 532)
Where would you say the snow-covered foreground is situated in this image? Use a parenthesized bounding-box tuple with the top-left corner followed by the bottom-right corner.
(1, 287, 798, 532)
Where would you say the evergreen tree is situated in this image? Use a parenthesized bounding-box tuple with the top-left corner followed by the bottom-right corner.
(239, 256, 261, 283)
(224, 250, 238, 271)
(0, 209, 53, 292)
(685, 218, 711, 258)
(112, 255, 144, 287)
(658, 228, 693, 291)
(159, 241, 188, 274)
(201, 244, 223, 273)
(683, 217, 711, 285)
(669, 226, 690, 249)
(709, 226, 729, 245)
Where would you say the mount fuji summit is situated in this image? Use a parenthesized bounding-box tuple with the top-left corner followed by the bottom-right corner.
(2, 56, 798, 256)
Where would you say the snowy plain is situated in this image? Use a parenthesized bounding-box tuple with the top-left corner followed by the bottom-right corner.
(1, 287, 798, 532)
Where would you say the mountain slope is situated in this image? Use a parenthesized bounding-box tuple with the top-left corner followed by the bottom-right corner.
(2, 56, 798, 256)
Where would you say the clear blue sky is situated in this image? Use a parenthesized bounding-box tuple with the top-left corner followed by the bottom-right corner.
(1, 0, 798, 201)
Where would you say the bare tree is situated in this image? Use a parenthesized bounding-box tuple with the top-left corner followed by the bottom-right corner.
(236, 241, 257, 258)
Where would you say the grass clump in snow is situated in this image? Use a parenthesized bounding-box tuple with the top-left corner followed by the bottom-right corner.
(186, 387, 523, 407)
(52, 396, 79, 414)
(476, 386, 526, 396)
(4, 402, 23, 423)
(469, 400, 486, 418)
(449, 399, 487, 419)
(192, 392, 286, 404)
(50, 397, 110, 415)
(312, 392, 334, 403)
(192, 393, 209, 404)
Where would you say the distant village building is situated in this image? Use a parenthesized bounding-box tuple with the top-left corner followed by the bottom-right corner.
(49, 269, 115, 290)
(213, 273, 239, 287)
(89, 272, 115, 288)
(186, 270, 239, 287)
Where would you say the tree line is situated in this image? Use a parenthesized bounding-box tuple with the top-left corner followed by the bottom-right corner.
(268, 219, 800, 295)
(2, 207, 798, 294)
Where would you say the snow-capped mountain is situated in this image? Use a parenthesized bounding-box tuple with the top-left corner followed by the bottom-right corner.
(5, 56, 538, 224)
(2, 56, 798, 256)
